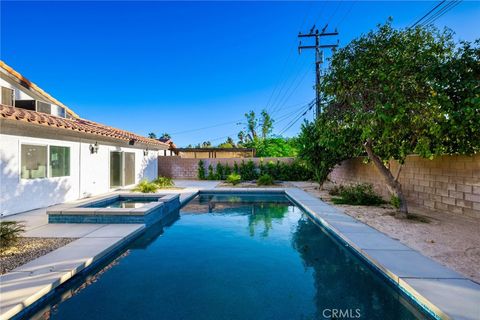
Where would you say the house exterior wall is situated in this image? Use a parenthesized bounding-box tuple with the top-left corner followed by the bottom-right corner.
(329, 155, 480, 219)
(0, 132, 162, 216)
(0, 78, 36, 101)
(0, 78, 64, 117)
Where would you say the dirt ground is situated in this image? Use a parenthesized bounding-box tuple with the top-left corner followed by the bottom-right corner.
(0, 237, 76, 274)
(293, 181, 480, 283)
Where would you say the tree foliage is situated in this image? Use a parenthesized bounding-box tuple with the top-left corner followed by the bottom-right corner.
(301, 20, 479, 217)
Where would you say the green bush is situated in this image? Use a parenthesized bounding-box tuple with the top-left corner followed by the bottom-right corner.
(197, 160, 206, 180)
(233, 162, 240, 174)
(257, 174, 274, 186)
(331, 183, 385, 206)
(133, 180, 159, 193)
(224, 164, 232, 177)
(0, 221, 25, 249)
(153, 176, 174, 188)
(207, 164, 216, 180)
(226, 173, 242, 185)
(239, 160, 258, 181)
(216, 163, 225, 180)
(329, 185, 344, 196)
(390, 195, 401, 209)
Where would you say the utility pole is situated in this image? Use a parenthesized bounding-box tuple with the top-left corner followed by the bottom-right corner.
(298, 25, 339, 117)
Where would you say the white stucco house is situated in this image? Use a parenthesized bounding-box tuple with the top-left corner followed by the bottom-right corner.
(0, 61, 172, 216)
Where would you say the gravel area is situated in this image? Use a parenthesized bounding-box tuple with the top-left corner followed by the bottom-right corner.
(0, 237, 76, 274)
(293, 181, 480, 283)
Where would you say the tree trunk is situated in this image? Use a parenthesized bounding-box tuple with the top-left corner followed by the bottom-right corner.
(364, 139, 408, 218)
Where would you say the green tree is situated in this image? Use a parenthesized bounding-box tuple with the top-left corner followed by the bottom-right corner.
(297, 108, 361, 185)
(244, 110, 258, 141)
(320, 21, 478, 217)
(148, 132, 157, 139)
(435, 40, 480, 154)
(260, 110, 274, 139)
(160, 133, 171, 140)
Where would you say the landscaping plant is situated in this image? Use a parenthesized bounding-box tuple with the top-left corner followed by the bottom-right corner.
(257, 174, 274, 186)
(153, 176, 174, 188)
(226, 173, 242, 185)
(331, 184, 385, 206)
(197, 160, 206, 180)
(0, 221, 25, 249)
(133, 180, 159, 193)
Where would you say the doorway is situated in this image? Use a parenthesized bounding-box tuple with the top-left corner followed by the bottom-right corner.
(110, 151, 136, 188)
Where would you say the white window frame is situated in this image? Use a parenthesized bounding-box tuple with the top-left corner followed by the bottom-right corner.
(19, 142, 71, 180)
(1, 86, 15, 106)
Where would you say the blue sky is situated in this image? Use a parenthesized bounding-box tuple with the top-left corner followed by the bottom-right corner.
(1, 1, 479, 146)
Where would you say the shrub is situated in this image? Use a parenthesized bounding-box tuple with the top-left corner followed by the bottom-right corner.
(233, 162, 239, 174)
(0, 221, 25, 249)
(207, 164, 216, 180)
(197, 160, 206, 180)
(226, 173, 242, 185)
(390, 195, 401, 209)
(216, 163, 225, 180)
(224, 164, 232, 177)
(133, 180, 159, 193)
(257, 174, 274, 186)
(329, 185, 344, 196)
(239, 160, 257, 181)
(153, 176, 174, 188)
(331, 183, 385, 206)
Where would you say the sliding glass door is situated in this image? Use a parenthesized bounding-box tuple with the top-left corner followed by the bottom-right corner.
(110, 151, 136, 188)
(124, 152, 135, 186)
(110, 152, 123, 188)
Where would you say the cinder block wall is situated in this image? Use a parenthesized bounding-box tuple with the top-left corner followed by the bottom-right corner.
(158, 157, 295, 180)
(329, 155, 480, 219)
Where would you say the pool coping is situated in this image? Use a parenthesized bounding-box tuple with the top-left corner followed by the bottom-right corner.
(1, 187, 478, 320)
(0, 224, 146, 320)
(198, 188, 479, 320)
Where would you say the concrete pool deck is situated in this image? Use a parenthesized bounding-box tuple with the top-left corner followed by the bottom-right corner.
(0, 181, 478, 320)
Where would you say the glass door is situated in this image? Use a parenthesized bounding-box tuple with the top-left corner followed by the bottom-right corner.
(124, 152, 135, 186)
(110, 151, 123, 188)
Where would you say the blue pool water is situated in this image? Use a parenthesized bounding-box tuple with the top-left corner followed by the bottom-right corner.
(84, 197, 159, 209)
(29, 193, 431, 320)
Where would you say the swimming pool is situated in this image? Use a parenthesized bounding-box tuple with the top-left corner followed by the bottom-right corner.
(28, 192, 432, 319)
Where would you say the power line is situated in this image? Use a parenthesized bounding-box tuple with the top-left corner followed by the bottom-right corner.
(265, 2, 314, 114)
(271, 64, 313, 116)
(278, 100, 315, 135)
(336, 0, 358, 29)
(410, 0, 446, 28)
(420, 0, 462, 26)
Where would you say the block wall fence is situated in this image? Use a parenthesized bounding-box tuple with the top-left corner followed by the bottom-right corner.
(158, 157, 295, 180)
(329, 155, 480, 219)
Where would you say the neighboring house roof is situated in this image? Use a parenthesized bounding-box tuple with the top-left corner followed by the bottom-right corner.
(0, 104, 168, 148)
(0, 60, 80, 119)
(158, 137, 177, 149)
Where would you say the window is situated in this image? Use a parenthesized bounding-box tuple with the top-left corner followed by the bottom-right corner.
(50, 146, 70, 177)
(1, 87, 14, 106)
(36, 101, 52, 114)
(21, 145, 48, 179)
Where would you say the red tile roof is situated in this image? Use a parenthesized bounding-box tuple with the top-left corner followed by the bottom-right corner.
(0, 104, 168, 148)
(0, 61, 80, 119)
